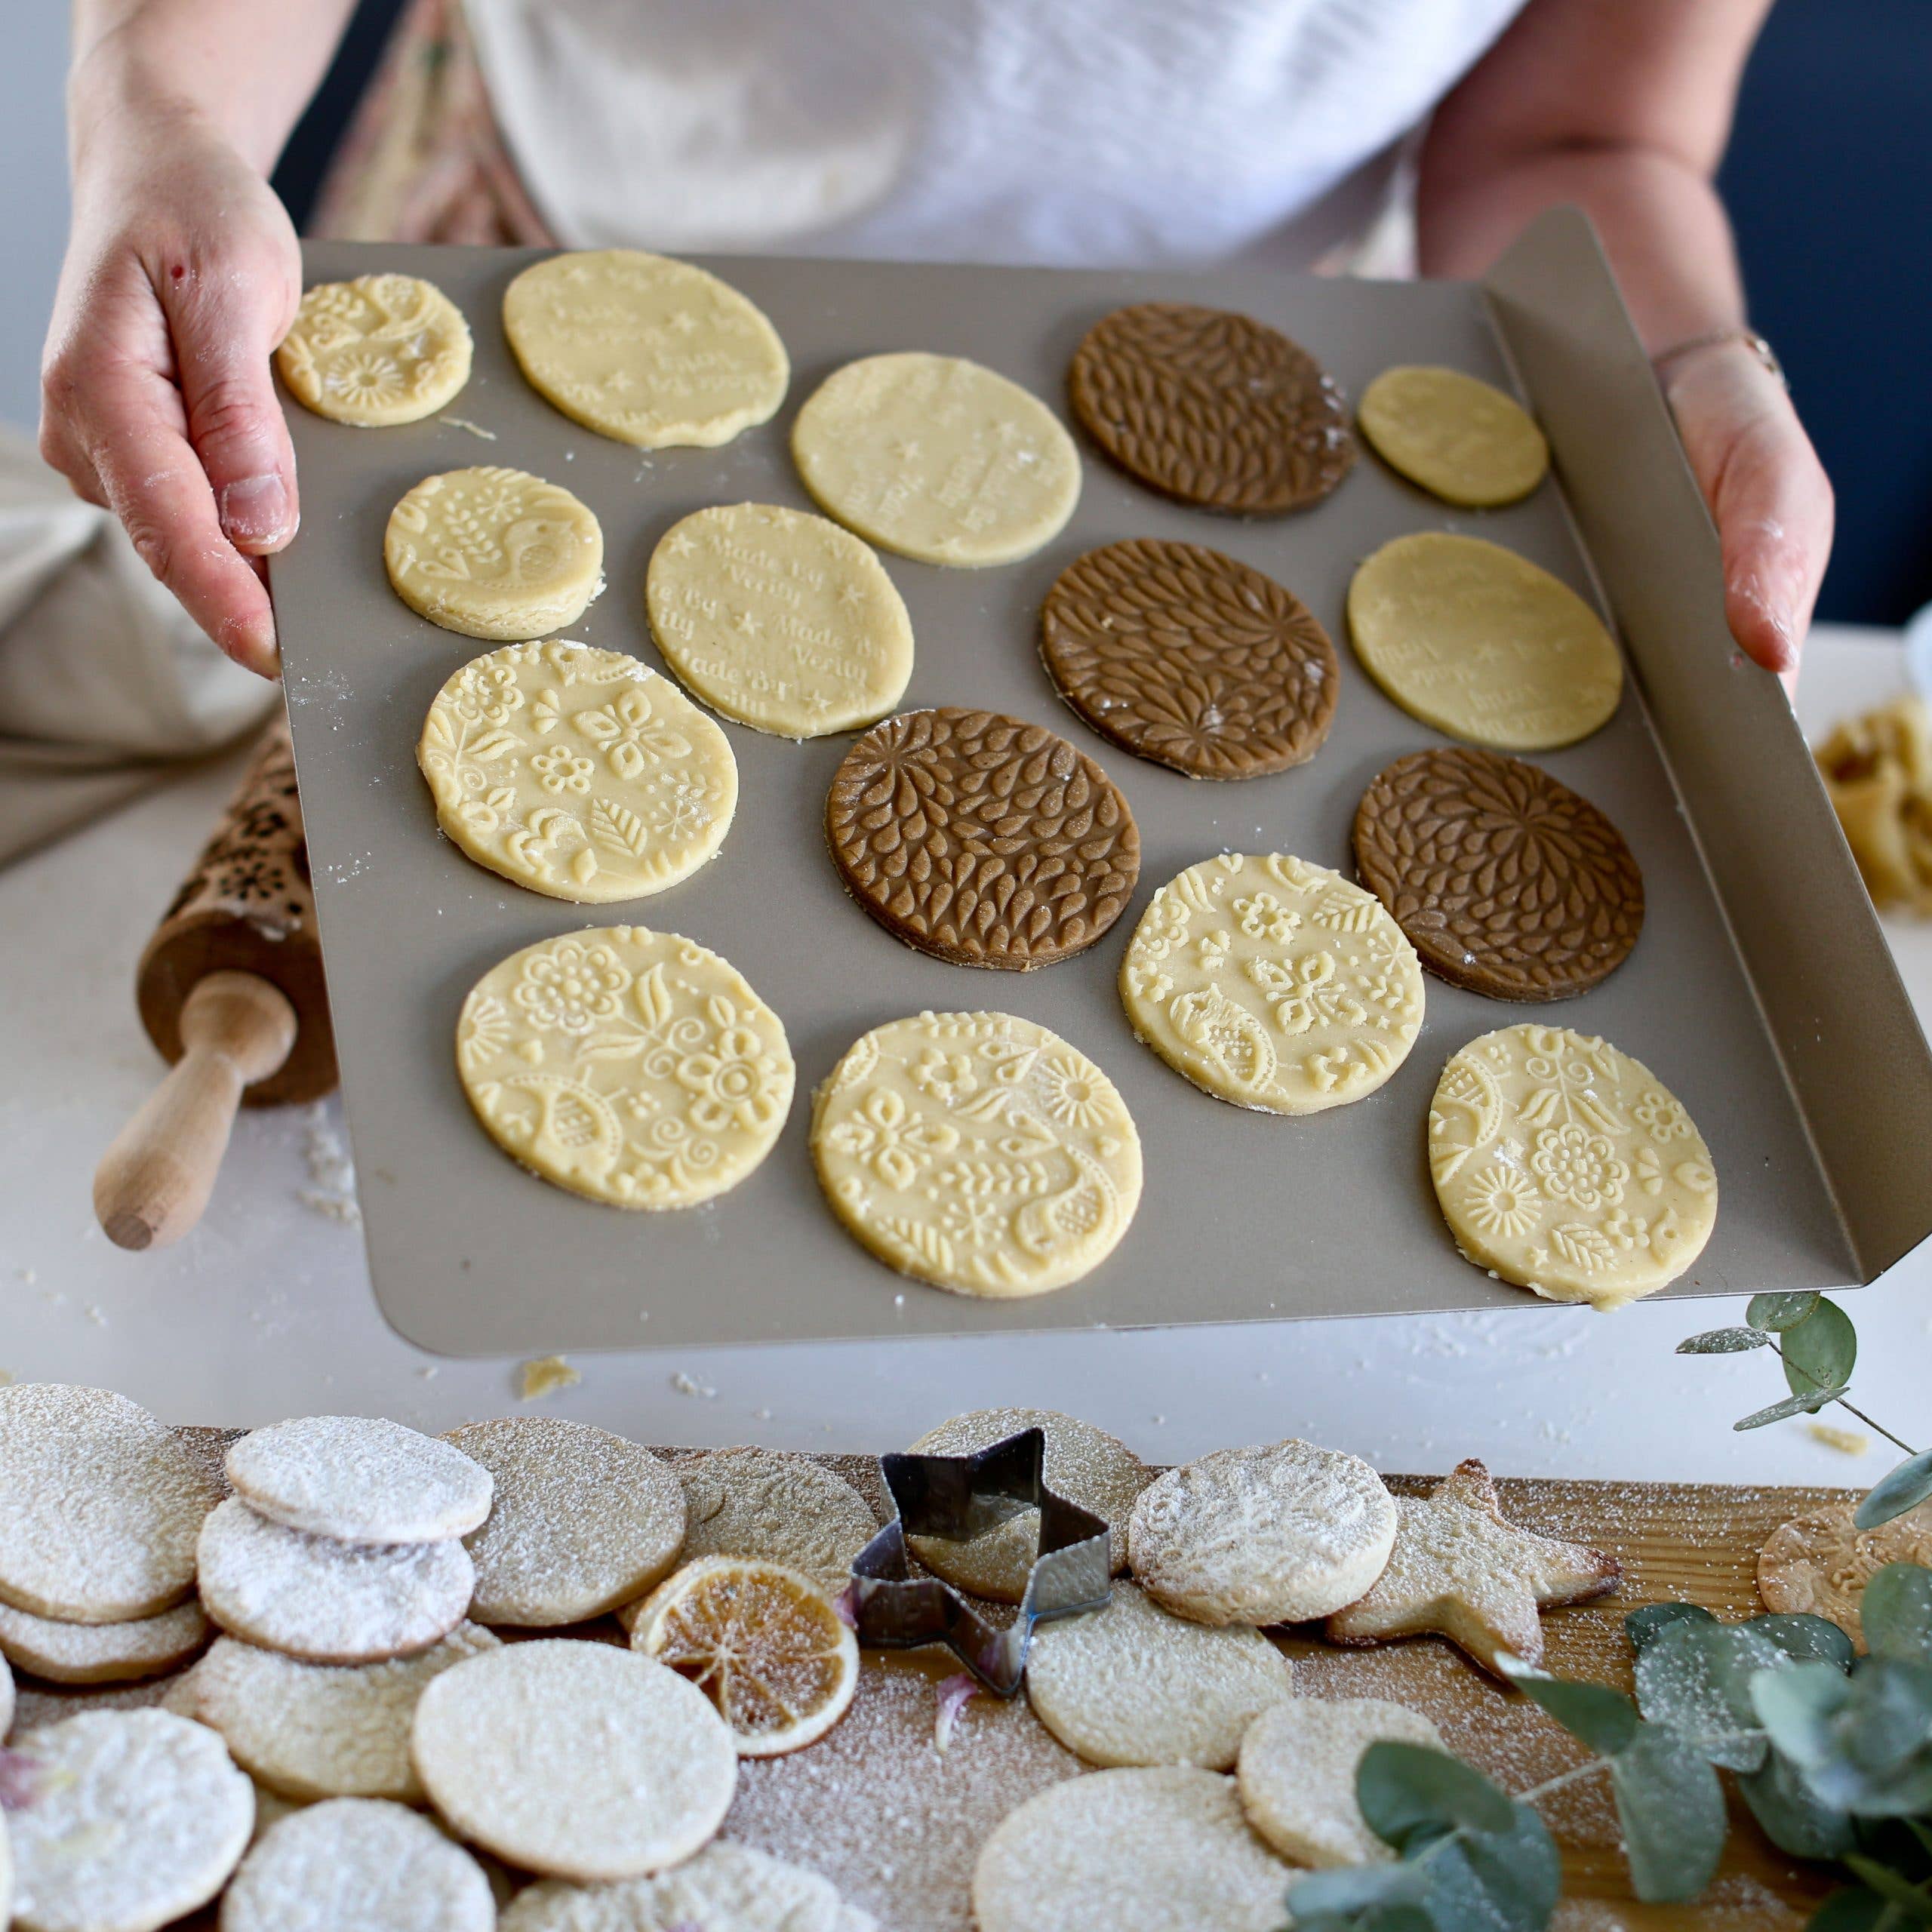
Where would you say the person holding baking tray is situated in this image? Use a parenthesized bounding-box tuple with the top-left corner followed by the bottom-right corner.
(41, 0, 1826, 688)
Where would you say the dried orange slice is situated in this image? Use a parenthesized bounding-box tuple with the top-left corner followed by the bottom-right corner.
(628, 1555, 858, 1757)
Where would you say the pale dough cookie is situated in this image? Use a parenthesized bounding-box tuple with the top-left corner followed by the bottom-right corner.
(276, 274, 472, 427)
(195, 1499, 475, 1666)
(457, 926, 794, 1211)
(192, 1624, 500, 1803)
(418, 641, 737, 903)
(1119, 853, 1425, 1115)
(0, 1598, 211, 1686)
(1128, 1440, 1396, 1627)
(1356, 365, 1549, 508)
(2, 1647, 13, 1736)
(1024, 1583, 1294, 1770)
(1348, 533, 1622, 752)
(660, 1447, 875, 1602)
(503, 249, 788, 448)
(221, 1798, 494, 1932)
(646, 504, 914, 738)
(903, 1408, 1149, 1601)
(1758, 1498, 1932, 1651)
(501, 1841, 877, 1932)
(226, 1416, 492, 1546)
(445, 1419, 686, 1626)
(385, 466, 604, 641)
(6, 1709, 253, 1932)
(811, 1012, 1142, 1298)
(1429, 1023, 1718, 1309)
(0, 1384, 222, 1624)
(1236, 1697, 1443, 1866)
(410, 1639, 737, 1881)
(792, 352, 1081, 568)
(971, 1766, 1290, 1932)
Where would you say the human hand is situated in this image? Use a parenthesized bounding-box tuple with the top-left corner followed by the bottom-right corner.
(40, 103, 302, 678)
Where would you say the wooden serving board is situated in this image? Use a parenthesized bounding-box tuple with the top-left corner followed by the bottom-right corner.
(6, 1449, 1857, 1930)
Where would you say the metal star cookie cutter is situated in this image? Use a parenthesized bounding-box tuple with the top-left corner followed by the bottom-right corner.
(848, 1426, 1111, 1695)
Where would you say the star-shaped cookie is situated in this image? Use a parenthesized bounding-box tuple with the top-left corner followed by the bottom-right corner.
(1323, 1459, 1620, 1675)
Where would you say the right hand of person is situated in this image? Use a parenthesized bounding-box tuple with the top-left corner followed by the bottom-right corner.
(40, 103, 303, 678)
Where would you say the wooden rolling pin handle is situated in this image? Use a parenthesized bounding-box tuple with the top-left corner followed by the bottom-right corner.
(94, 971, 300, 1252)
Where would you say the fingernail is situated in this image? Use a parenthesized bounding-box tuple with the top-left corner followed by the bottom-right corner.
(219, 474, 293, 548)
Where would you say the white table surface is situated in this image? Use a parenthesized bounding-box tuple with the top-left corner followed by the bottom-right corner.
(3, 626, 1926, 1485)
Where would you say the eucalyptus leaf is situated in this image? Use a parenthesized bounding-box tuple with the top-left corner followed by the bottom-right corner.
(1626, 1601, 1716, 1651)
(1509, 1669, 1638, 1757)
(1422, 1801, 1563, 1932)
(1749, 1291, 1822, 1332)
(1607, 1721, 1729, 1903)
(1285, 1861, 1427, 1922)
(1861, 1564, 1932, 1667)
(1750, 1613, 1858, 1671)
(1807, 1887, 1894, 1932)
(1737, 1747, 1855, 1860)
(1859, 1452, 1932, 1532)
(1676, 1327, 1772, 1354)
(1782, 1297, 1859, 1401)
(1356, 1743, 1515, 1851)
(1752, 1659, 1852, 1769)
(1735, 1387, 1847, 1432)
(1840, 1855, 1932, 1923)
(1633, 1617, 1777, 1770)
(1760, 1659, 1932, 1817)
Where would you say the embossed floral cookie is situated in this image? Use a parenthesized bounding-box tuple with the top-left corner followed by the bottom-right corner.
(1429, 1024, 1718, 1308)
(811, 1012, 1142, 1297)
(418, 641, 737, 903)
(1119, 854, 1425, 1115)
(457, 926, 794, 1211)
(276, 273, 472, 426)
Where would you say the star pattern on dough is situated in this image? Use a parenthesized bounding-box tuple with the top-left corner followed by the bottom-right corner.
(1323, 1459, 1620, 1675)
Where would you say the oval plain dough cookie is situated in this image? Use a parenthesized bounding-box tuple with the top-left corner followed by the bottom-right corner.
(385, 466, 605, 642)
(500, 1841, 877, 1932)
(1129, 1440, 1396, 1627)
(0, 1597, 211, 1686)
(972, 1766, 1289, 1932)
(792, 352, 1080, 568)
(1119, 853, 1425, 1115)
(275, 274, 472, 427)
(1356, 365, 1549, 508)
(410, 1640, 737, 1881)
(457, 926, 794, 1212)
(1024, 1583, 1293, 1769)
(226, 1416, 492, 1546)
(903, 1408, 1149, 1601)
(503, 249, 788, 449)
(0, 1384, 221, 1625)
(667, 1447, 876, 1600)
(445, 1419, 686, 1626)
(812, 1012, 1143, 1299)
(646, 504, 914, 738)
(196, 1499, 475, 1665)
(1347, 533, 1622, 753)
(1428, 1023, 1718, 1309)
(418, 641, 737, 903)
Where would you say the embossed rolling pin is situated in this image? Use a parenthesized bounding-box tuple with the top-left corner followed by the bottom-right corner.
(94, 713, 337, 1251)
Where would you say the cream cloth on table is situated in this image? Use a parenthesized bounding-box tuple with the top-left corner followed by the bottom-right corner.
(0, 425, 275, 868)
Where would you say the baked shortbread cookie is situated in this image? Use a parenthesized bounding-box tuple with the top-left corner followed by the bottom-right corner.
(500, 1841, 878, 1932)
(1757, 1497, 1932, 1652)
(0, 1598, 211, 1685)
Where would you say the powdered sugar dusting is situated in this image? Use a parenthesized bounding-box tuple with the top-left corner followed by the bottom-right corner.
(672, 1448, 879, 1599)
(226, 1417, 492, 1545)
(0, 1596, 211, 1685)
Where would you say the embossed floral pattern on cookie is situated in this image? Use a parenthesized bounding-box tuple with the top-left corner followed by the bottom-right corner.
(276, 274, 473, 426)
(811, 1012, 1142, 1297)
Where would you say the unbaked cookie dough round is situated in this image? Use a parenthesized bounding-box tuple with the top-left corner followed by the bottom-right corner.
(223, 1797, 494, 1932)
(667, 1448, 875, 1601)
(444, 1419, 686, 1626)
(457, 926, 793, 1212)
(1429, 1023, 1718, 1309)
(812, 1012, 1143, 1298)
(1357, 365, 1549, 508)
(195, 1499, 475, 1666)
(1025, 1583, 1293, 1769)
(192, 1624, 500, 1803)
(419, 642, 737, 903)
(411, 1639, 737, 1881)
(1119, 853, 1425, 1115)
(1128, 1439, 1396, 1626)
(972, 1766, 1289, 1932)
(385, 466, 604, 642)
(503, 249, 788, 449)
(226, 1416, 492, 1546)
(6, 1710, 253, 1932)
(792, 353, 1080, 567)
(0, 1596, 211, 1686)
(0, 1383, 221, 1625)
(1237, 1697, 1443, 1866)
(500, 1841, 875, 1932)
(276, 274, 472, 427)
(903, 1408, 1149, 1601)
(1347, 533, 1622, 752)
(646, 504, 914, 738)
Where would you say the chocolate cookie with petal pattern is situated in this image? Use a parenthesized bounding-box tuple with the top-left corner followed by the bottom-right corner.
(1352, 747, 1643, 1001)
(1068, 303, 1354, 515)
(826, 707, 1140, 969)
(1041, 539, 1339, 779)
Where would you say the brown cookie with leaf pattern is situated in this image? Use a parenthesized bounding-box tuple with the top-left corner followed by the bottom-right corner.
(1041, 539, 1339, 779)
(826, 707, 1140, 969)
(1352, 746, 1643, 1001)
(1068, 303, 1355, 515)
